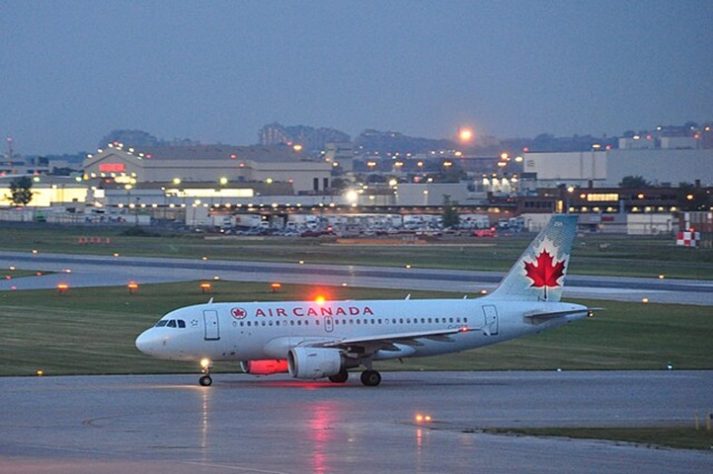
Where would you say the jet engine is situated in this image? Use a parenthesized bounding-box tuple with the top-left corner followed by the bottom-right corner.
(240, 359, 289, 375)
(288, 347, 342, 379)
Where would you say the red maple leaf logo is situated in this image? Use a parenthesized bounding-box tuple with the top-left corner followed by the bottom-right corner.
(231, 307, 247, 319)
(524, 249, 566, 290)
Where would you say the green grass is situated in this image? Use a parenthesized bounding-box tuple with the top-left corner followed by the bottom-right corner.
(484, 427, 713, 451)
(1, 224, 711, 279)
(1, 281, 712, 377)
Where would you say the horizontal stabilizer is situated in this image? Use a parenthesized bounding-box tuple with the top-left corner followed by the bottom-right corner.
(524, 307, 601, 324)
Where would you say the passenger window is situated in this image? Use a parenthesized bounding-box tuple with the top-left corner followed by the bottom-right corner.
(290, 320, 294, 326)
(456, 318, 461, 323)
(155, 320, 168, 327)
(356, 320, 361, 325)
(399, 319, 404, 324)
(167, 320, 176, 328)
(178, 320, 186, 328)
(349, 320, 354, 325)
(449, 318, 454, 323)
(428, 318, 432, 323)
(268, 321, 273, 326)
(316, 320, 320, 325)
(378, 319, 382, 324)
(297, 321, 302, 326)
(239, 322, 244, 327)
(464, 317, 468, 323)
(262, 321, 266, 326)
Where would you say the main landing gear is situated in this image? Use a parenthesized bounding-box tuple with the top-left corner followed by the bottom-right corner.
(360, 369, 381, 387)
(328, 368, 349, 384)
(199, 358, 212, 386)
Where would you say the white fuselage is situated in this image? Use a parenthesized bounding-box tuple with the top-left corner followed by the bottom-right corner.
(135, 297, 588, 363)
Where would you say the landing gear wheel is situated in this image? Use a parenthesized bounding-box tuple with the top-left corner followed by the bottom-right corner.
(328, 369, 349, 383)
(199, 375, 213, 386)
(360, 370, 381, 387)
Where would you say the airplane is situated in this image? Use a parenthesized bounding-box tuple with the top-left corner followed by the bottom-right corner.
(135, 214, 594, 387)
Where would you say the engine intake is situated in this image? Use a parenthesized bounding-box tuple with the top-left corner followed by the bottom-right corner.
(288, 347, 342, 379)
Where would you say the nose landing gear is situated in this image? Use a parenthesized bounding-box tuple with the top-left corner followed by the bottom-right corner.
(199, 358, 213, 386)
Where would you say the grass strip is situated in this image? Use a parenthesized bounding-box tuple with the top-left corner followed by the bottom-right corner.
(484, 427, 713, 451)
(1, 280, 712, 376)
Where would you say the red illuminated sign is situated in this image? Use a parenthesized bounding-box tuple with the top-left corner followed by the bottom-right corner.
(99, 163, 126, 172)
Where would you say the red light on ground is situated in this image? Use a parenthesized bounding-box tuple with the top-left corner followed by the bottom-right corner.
(271, 282, 282, 293)
(36, 272, 43, 276)
(200, 282, 212, 293)
(57, 283, 69, 294)
(230, 153, 237, 159)
(128, 281, 139, 294)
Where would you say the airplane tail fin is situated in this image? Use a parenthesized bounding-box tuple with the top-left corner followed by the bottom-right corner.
(488, 214, 578, 302)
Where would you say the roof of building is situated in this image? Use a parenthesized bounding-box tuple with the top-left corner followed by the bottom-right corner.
(108, 144, 308, 163)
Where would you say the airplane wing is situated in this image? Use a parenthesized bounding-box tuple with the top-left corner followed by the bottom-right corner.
(524, 307, 601, 324)
(310, 326, 472, 355)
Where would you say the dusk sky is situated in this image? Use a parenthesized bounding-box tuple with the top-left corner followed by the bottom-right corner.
(2, 0, 712, 155)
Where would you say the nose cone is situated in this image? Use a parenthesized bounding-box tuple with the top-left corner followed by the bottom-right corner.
(135, 329, 159, 355)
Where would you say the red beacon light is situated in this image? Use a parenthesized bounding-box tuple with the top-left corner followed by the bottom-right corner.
(314, 295, 326, 305)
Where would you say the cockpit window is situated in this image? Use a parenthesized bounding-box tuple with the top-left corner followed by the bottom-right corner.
(177, 320, 186, 328)
(155, 320, 168, 327)
(167, 320, 177, 328)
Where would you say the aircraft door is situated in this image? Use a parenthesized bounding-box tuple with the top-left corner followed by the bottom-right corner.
(482, 305, 499, 336)
(324, 316, 334, 333)
(203, 310, 220, 340)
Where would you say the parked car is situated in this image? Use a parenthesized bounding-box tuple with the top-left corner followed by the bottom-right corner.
(473, 227, 497, 238)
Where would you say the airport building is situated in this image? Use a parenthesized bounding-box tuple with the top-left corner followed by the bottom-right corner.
(83, 143, 333, 194)
(523, 148, 713, 188)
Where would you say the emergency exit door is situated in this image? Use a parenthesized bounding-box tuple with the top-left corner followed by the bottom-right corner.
(203, 310, 220, 340)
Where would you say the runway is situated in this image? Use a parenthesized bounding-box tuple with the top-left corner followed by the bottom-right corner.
(1, 251, 712, 305)
(1, 371, 711, 473)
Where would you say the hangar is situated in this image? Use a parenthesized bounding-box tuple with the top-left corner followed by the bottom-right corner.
(83, 143, 333, 194)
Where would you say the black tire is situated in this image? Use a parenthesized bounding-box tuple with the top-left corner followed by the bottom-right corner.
(328, 369, 349, 384)
(360, 370, 381, 386)
(199, 375, 212, 386)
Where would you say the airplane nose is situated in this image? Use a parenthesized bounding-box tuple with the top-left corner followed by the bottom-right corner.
(135, 330, 157, 355)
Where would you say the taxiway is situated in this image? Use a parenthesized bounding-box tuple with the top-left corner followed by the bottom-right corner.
(1, 371, 711, 473)
(1, 251, 711, 305)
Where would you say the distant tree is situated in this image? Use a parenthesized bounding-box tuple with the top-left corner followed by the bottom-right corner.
(619, 175, 650, 188)
(442, 194, 460, 229)
(9, 176, 34, 206)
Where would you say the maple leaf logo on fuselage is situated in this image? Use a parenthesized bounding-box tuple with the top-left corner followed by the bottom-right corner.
(523, 248, 567, 299)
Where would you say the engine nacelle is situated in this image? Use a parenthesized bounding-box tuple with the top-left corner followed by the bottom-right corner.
(240, 359, 289, 375)
(288, 347, 342, 379)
